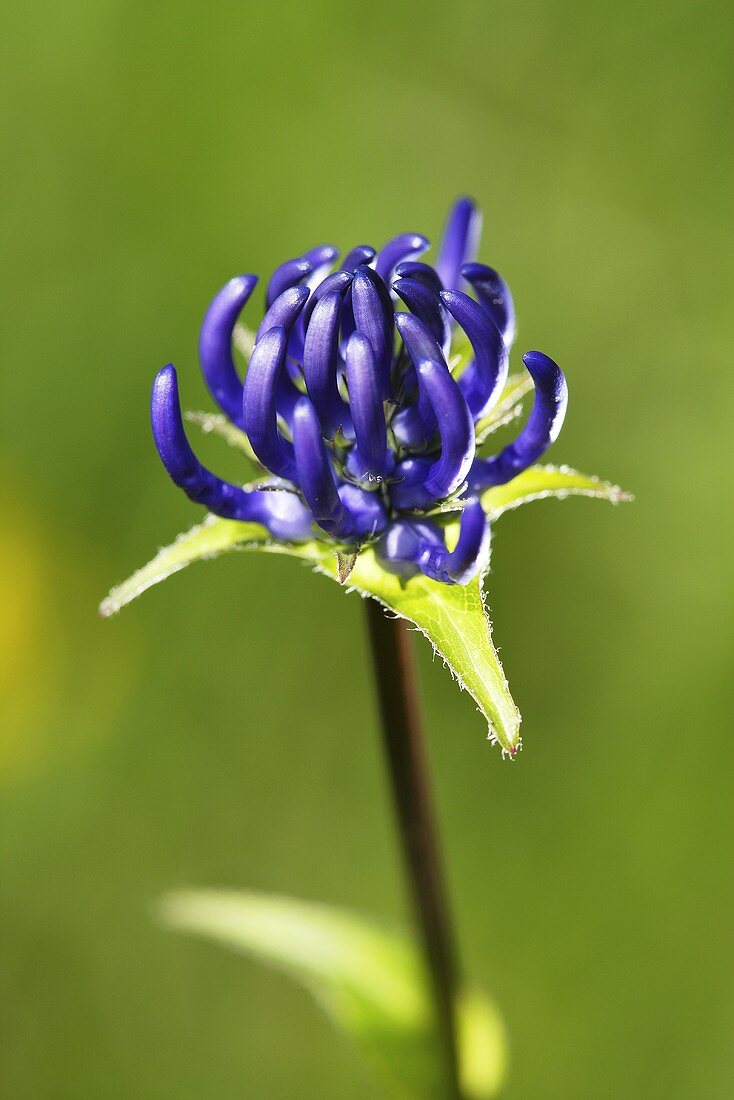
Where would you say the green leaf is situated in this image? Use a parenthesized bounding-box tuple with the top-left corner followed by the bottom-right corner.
(474, 372, 534, 444)
(233, 321, 257, 363)
(100, 461, 630, 746)
(101, 518, 521, 752)
(99, 516, 271, 618)
(157, 889, 506, 1100)
(481, 464, 632, 520)
(184, 409, 263, 473)
(329, 540, 521, 754)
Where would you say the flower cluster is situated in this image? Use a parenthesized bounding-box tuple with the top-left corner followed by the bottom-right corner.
(151, 198, 567, 585)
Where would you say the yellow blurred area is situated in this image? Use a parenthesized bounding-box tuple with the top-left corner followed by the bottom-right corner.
(0, 479, 136, 780)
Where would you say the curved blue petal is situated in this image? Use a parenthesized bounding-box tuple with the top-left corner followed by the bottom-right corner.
(242, 327, 297, 480)
(351, 266, 394, 397)
(344, 332, 387, 479)
(248, 487, 315, 541)
(391, 311, 446, 448)
(394, 261, 444, 295)
(342, 245, 375, 272)
(440, 289, 509, 420)
(301, 245, 339, 298)
(376, 501, 488, 585)
(435, 197, 482, 291)
(302, 292, 349, 439)
(266, 258, 312, 309)
(255, 284, 311, 422)
(337, 481, 387, 538)
(375, 233, 429, 284)
(418, 498, 490, 584)
(292, 398, 360, 542)
(198, 275, 258, 427)
(393, 276, 449, 352)
(301, 244, 339, 271)
(302, 269, 353, 329)
(275, 247, 338, 358)
(336, 252, 378, 351)
(468, 351, 568, 490)
(391, 353, 474, 509)
(151, 364, 311, 540)
(256, 284, 310, 342)
(376, 518, 445, 579)
(461, 262, 516, 348)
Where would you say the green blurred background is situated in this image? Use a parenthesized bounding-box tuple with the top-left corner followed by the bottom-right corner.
(2, 2, 733, 1096)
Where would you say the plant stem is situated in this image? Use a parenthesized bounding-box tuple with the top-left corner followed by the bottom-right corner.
(364, 600, 462, 1100)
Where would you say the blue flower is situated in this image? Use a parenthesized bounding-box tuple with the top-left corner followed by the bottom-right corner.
(151, 198, 567, 585)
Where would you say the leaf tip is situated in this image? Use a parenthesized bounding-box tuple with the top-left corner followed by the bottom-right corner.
(336, 550, 358, 585)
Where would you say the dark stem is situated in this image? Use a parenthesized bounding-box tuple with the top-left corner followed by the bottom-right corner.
(364, 599, 462, 1099)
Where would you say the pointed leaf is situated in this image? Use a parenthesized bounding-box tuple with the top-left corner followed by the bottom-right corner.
(158, 889, 506, 1100)
(101, 517, 521, 750)
(99, 516, 270, 618)
(482, 464, 632, 520)
(325, 541, 521, 753)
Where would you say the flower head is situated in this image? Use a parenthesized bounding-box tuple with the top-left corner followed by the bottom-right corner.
(151, 198, 568, 585)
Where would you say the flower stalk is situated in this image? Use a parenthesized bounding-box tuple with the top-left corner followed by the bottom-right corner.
(365, 599, 462, 1099)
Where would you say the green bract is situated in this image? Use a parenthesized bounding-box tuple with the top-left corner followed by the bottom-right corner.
(102, 369, 628, 753)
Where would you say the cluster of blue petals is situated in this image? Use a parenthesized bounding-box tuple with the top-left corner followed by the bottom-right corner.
(151, 198, 567, 585)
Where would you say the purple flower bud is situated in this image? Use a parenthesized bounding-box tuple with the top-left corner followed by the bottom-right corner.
(293, 399, 383, 542)
(150, 198, 569, 583)
(344, 332, 388, 479)
(151, 364, 312, 539)
(351, 266, 393, 397)
(301, 244, 339, 271)
(337, 481, 387, 538)
(301, 270, 353, 329)
(302, 292, 350, 440)
(266, 258, 312, 309)
(300, 245, 339, 301)
(376, 518, 444, 579)
(342, 245, 376, 272)
(440, 289, 509, 420)
(418, 498, 490, 584)
(390, 353, 474, 509)
(460, 262, 516, 348)
(469, 351, 568, 490)
(393, 276, 449, 352)
(435, 196, 482, 291)
(198, 275, 258, 427)
(375, 233, 429, 284)
(376, 499, 489, 585)
(256, 284, 309, 342)
(390, 311, 441, 447)
(254, 284, 311, 422)
(394, 262, 443, 295)
(242, 327, 297, 480)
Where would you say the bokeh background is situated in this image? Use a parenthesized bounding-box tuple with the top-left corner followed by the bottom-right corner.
(2, 2, 733, 1096)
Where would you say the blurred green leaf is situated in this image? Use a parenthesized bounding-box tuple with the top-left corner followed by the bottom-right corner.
(101, 519, 521, 752)
(233, 321, 257, 364)
(158, 889, 506, 1100)
(184, 409, 263, 471)
(474, 373, 534, 444)
(481, 464, 631, 520)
